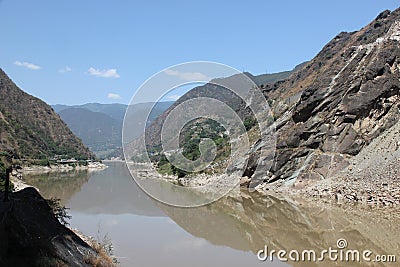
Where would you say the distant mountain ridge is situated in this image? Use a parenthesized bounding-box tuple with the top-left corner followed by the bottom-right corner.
(0, 68, 93, 161)
(58, 108, 122, 154)
(53, 102, 174, 158)
(244, 62, 308, 86)
(53, 103, 127, 121)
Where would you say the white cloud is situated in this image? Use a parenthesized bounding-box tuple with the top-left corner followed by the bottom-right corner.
(58, 66, 72, 73)
(167, 94, 181, 101)
(14, 61, 41, 70)
(164, 69, 210, 81)
(107, 93, 122, 99)
(87, 67, 120, 78)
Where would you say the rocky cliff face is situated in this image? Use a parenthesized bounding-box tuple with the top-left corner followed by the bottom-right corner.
(243, 8, 400, 190)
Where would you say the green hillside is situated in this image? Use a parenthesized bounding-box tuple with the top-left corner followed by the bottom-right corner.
(0, 68, 93, 162)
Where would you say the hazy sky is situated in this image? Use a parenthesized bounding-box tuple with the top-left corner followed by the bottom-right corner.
(0, 1, 399, 105)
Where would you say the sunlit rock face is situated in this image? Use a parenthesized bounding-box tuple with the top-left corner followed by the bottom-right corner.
(242, 9, 400, 187)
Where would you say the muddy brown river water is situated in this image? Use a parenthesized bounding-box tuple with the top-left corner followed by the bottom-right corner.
(24, 162, 399, 267)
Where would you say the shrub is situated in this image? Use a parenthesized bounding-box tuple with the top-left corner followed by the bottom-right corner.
(0, 159, 14, 192)
(243, 117, 257, 131)
(84, 229, 119, 266)
(46, 198, 71, 226)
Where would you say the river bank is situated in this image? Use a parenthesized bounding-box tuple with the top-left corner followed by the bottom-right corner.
(138, 168, 400, 208)
(22, 161, 400, 266)
(21, 161, 108, 174)
(0, 187, 117, 267)
(121, 161, 400, 212)
(5, 165, 117, 267)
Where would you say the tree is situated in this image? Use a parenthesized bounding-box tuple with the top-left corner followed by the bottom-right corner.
(0, 151, 14, 201)
(46, 198, 71, 225)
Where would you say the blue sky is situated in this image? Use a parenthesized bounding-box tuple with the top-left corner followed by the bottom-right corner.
(0, 1, 399, 105)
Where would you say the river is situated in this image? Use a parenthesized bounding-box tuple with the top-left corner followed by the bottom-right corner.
(23, 162, 399, 267)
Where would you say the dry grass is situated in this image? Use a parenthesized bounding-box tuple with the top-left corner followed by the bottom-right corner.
(84, 236, 119, 267)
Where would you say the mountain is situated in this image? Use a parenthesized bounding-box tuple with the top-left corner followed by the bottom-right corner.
(244, 62, 308, 86)
(124, 101, 175, 142)
(53, 101, 174, 158)
(58, 108, 122, 154)
(245, 8, 400, 188)
(53, 103, 127, 121)
(135, 8, 400, 200)
(230, 7, 400, 203)
(0, 68, 93, 161)
(125, 64, 305, 174)
(52, 67, 298, 160)
(136, 65, 303, 150)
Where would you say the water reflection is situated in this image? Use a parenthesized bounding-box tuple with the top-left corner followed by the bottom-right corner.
(160, 191, 400, 267)
(23, 162, 399, 267)
(24, 162, 164, 217)
(23, 170, 91, 206)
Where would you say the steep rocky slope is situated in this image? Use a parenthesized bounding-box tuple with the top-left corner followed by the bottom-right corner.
(0, 69, 93, 160)
(306, 119, 400, 206)
(142, 66, 303, 151)
(243, 8, 400, 190)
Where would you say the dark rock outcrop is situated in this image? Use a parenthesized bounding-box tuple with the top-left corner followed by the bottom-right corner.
(0, 188, 95, 267)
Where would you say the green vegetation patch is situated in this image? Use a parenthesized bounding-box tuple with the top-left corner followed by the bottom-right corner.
(0, 157, 14, 192)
